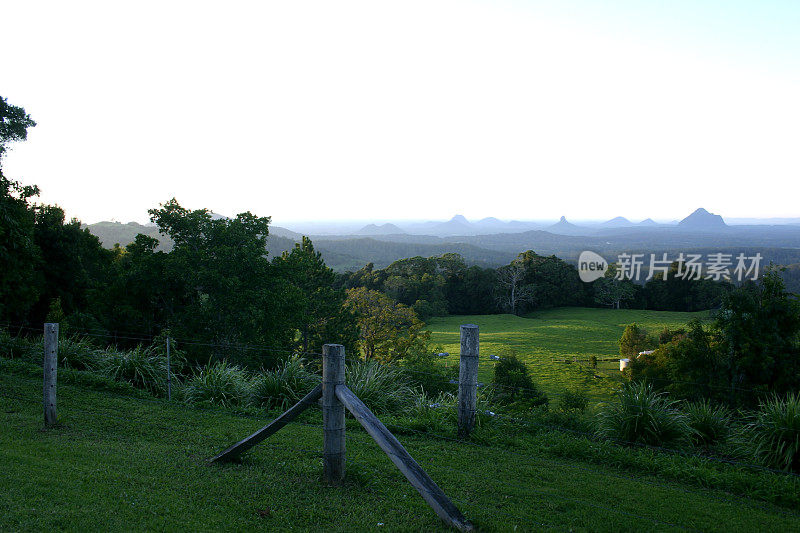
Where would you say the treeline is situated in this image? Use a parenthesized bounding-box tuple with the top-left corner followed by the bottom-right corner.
(1, 185, 358, 367)
(334, 251, 734, 318)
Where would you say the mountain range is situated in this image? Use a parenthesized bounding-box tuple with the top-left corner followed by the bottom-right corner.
(85, 208, 800, 273)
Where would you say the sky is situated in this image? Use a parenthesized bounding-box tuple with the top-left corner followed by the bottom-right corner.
(2, 0, 799, 225)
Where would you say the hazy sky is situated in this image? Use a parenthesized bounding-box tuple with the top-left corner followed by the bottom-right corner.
(2, 0, 799, 224)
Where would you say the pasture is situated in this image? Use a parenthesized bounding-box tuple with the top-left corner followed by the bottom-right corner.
(426, 308, 710, 401)
(2, 362, 797, 532)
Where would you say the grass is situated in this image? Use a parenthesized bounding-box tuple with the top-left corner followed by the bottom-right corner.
(426, 308, 710, 401)
(2, 360, 800, 531)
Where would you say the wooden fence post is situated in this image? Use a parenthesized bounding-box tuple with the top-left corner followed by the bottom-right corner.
(322, 344, 346, 484)
(43, 323, 58, 426)
(458, 324, 479, 438)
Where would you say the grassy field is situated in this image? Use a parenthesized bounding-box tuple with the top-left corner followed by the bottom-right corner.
(426, 308, 710, 401)
(2, 362, 798, 532)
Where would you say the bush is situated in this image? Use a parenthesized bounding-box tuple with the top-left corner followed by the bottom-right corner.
(685, 399, 731, 447)
(559, 388, 589, 413)
(345, 360, 415, 414)
(742, 393, 800, 472)
(492, 354, 548, 408)
(183, 360, 251, 408)
(400, 347, 457, 397)
(596, 381, 692, 447)
(99, 345, 169, 395)
(250, 355, 320, 411)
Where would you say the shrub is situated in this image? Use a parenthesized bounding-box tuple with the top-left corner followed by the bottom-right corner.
(58, 336, 103, 371)
(492, 354, 548, 408)
(345, 360, 415, 414)
(596, 381, 692, 447)
(400, 347, 457, 397)
(99, 345, 169, 395)
(685, 399, 731, 447)
(250, 355, 320, 411)
(183, 360, 251, 408)
(742, 393, 800, 472)
(559, 388, 589, 413)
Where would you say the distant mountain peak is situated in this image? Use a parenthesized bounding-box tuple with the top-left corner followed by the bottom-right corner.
(601, 216, 633, 228)
(638, 218, 658, 226)
(451, 214, 469, 224)
(679, 208, 727, 229)
(355, 223, 406, 236)
(545, 216, 592, 236)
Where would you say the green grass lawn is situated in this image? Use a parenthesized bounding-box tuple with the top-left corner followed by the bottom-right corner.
(427, 308, 710, 401)
(2, 362, 799, 532)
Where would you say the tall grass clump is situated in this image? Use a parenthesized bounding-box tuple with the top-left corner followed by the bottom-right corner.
(596, 381, 692, 447)
(0, 330, 39, 362)
(99, 345, 168, 395)
(345, 360, 415, 414)
(741, 393, 800, 472)
(685, 399, 731, 447)
(58, 336, 103, 371)
(183, 360, 251, 408)
(250, 355, 320, 410)
(406, 387, 498, 434)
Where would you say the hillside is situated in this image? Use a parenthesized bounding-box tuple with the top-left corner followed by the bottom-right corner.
(84, 222, 514, 271)
(85, 219, 800, 274)
(2, 361, 798, 531)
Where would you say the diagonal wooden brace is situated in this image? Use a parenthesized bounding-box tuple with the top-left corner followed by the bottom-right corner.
(335, 384, 473, 532)
(208, 383, 322, 463)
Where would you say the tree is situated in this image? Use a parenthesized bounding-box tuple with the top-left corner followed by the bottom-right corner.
(0, 174, 41, 321)
(593, 264, 635, 309)
(147, 199, 300, 366)
(273, 236, 357, 355)
(0, 97, 40, 321)
(619, 323, 651, 358)
(0, 96, 37, 163)
(715, 268, 800, 405)
(514, 251, 586, 310)
(28, 205, 114, 328)
(495, 259, 535, 314)
(643, 261, 732, 311)
(345, 287, 430, 363)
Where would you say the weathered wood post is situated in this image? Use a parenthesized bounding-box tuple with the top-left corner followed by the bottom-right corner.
(458, 324, 479, 438)
(43, 323, 59, 426)
(322, 343, 346, 484)
(166, 336, 172, 401)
